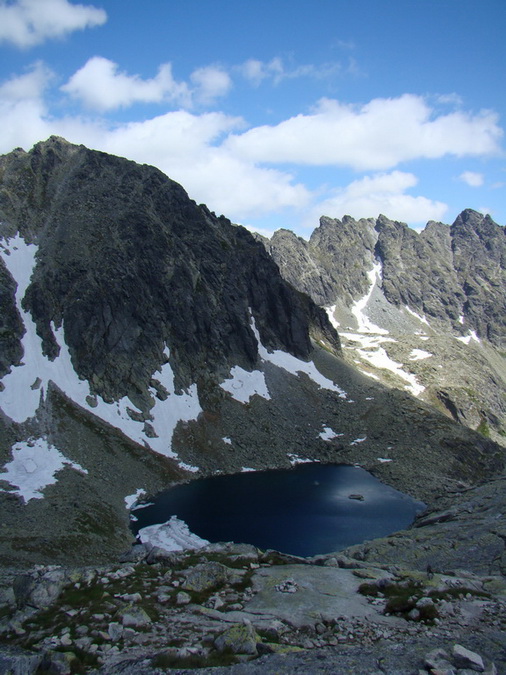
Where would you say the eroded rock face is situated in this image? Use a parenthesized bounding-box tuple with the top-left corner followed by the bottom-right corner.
(263, 211, 505, 347)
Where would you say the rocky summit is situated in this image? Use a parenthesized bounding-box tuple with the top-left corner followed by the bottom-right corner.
(0, 138, 505, 673)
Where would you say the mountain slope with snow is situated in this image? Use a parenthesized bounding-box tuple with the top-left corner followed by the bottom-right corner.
(0, 138, 502, 567)
(261, 212, 506, 445)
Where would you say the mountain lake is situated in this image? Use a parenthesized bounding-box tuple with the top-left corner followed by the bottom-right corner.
(131, 463, 426, 557)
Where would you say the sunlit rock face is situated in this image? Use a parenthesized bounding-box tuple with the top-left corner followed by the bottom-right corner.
(260, 211, 506, 444)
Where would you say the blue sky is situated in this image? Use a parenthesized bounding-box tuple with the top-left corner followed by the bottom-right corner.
(0, 0, 504, 237)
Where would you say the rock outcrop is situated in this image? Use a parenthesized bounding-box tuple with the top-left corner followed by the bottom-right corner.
(0, 137, 505, 674)
(0, 541, 504, 673)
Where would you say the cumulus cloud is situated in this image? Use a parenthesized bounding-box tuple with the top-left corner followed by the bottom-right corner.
(0, 0, 106, 48)
(0, 62, 55, 150)
(459, 171, 484, 187)
(101, 111, 310, 218)
(61, 57, 191, 111)
(190, 66, 232, 104)
(62, 58, 234, 111)
(225, 94, 502, 170)
(307, 171, 448, 225)
(0, 64, 502, 231)
(239, 58, 285, 86)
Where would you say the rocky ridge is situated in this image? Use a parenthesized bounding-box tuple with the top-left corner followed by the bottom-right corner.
(0, 138, 502, 570)
(260, 212, 506, 445)
(0, 137, 337, 400)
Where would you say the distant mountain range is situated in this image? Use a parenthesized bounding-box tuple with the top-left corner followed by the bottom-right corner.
(259, 210, 506, 445)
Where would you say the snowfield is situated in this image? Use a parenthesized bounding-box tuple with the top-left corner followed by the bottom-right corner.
(0, 438, 87, 503)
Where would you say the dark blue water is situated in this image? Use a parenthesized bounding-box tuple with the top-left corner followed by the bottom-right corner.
(131, 463, 425, 557)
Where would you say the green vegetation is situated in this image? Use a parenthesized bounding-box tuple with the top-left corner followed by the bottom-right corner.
(476, 418, 491, 438)
(359, 577, 492, 624)
(151, 649, 238, 669)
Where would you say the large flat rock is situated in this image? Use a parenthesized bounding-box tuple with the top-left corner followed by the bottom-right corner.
(242, 564, 400, 629)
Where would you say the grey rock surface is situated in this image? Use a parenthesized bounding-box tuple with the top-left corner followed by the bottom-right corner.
(263, 211, 505, 346)
(260, 211, 506, 444)
(1, 545, 503, 674)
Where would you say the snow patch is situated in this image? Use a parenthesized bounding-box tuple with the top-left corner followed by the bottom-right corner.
(351, 262, 389, 335)
(137, 516, 209, 552)
(0, 438, 87, 503)
(338, 331, 426, 397)
(350, 436, 367, 445)
(456, 331, 481, 345)
(377, 458, 393, 463)
(325, 305, 340, 330)
(222, 437, 232, 445)
(405, 306, 430, 326)
(356, 344, 425, 396)
(124, 488, 147, 510)
(319, 426, 343, 441)
(220, 366, 271, 403)
(341, 332, 397, 349)
(251, 317, 348, 398)
(241, 467, 256, 472)
(409, 349, 433, 361)
(178, 461, 199, 473)
(359, 370, 380, 381)
(288, 453, 316, 465)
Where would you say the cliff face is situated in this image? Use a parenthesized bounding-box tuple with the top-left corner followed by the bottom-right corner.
(261, 211, 506, 445)
(264, 211, 506, 347)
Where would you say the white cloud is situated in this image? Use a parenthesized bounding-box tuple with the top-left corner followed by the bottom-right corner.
(0, 62, 54, 150)
(62, 58, 234, 111)
(459, 171, 484, 187)
(239, 57, 343, 86)
(61, 57, 191, 111)
(239, 57, 284, 86)
(0, 0, 106, 48)
(0, 65, 502, 231)
(225, 94, 502, 170)
(240, 59, 268, 87)
(307, 171, 448, 225)
(0, 61, 52, 100)
(190, 66, 232, 104)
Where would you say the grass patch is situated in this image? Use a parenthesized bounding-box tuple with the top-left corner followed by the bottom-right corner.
(360, 579, 436, 622)
(151, 649, 239, 669)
